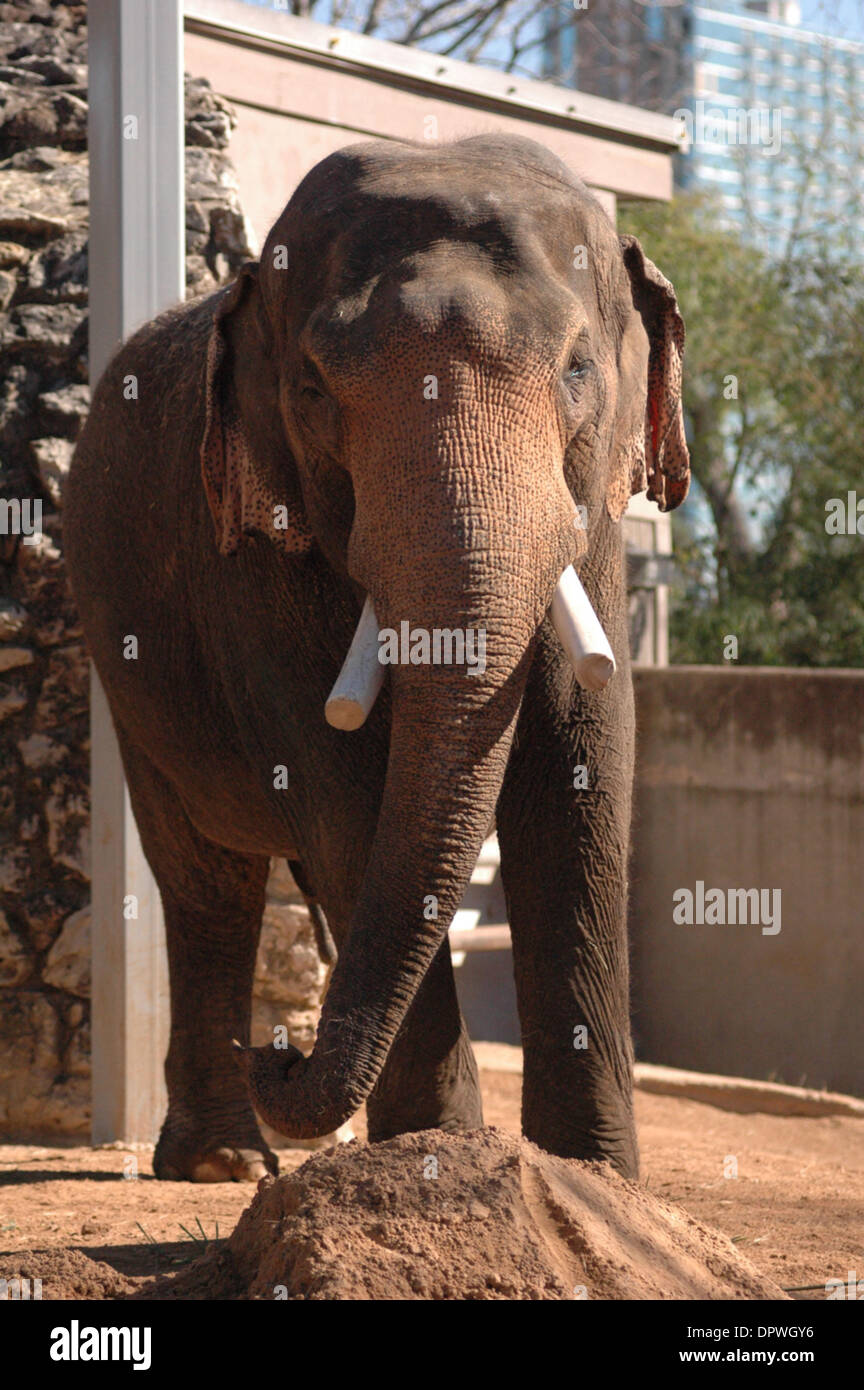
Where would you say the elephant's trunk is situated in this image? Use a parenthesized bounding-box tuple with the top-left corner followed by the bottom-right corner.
(237, 409, 580, 1136)
(237, 586, 542, 1136)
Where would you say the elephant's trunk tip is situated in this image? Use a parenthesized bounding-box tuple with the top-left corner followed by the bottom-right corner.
(234, 1038, 343, 1139)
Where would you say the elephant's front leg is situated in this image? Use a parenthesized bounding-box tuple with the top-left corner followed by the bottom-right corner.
(275, 674, 484, 1145)
(496, 622, 639, 1179)
(365, 940, 483, 1142)
(301, 824, 484, 1143)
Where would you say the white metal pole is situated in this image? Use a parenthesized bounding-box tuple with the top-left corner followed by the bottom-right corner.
(87, 0, 183, 1143)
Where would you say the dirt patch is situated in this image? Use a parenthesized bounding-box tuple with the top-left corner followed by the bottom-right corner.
(2, 1068, 861, 1300)
(0, 1246, 136, 1300)
(128, 1128, 784, 1301)
(485, 1069, 864, 1298)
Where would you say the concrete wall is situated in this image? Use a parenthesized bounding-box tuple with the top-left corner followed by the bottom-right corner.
(629, 667, 864, 1097)
(457, 667, 864, 1100)
(184, 0, 681, 249)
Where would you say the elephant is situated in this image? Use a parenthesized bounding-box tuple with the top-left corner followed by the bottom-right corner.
(65, 133, 689, 1183)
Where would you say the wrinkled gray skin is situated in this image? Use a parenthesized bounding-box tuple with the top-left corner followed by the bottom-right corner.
(65, 135, 689, 1182)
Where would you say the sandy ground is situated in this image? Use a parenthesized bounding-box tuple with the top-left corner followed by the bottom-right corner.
(1, 1066, 861, 1299)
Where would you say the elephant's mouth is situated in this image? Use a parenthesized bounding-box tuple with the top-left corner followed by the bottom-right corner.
(325, 564, 616, 731)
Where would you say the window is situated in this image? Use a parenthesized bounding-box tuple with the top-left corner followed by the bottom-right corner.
(645, 4, 664, 42)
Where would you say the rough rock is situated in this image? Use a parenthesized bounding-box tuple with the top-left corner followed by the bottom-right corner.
(0, 240, 30, 267)
(36, 381, 88, 434)
(185, 74, 236, 150)
(17, 730, 64, 767)
(0, 267, 16, 308)
(0, 991, 89, 1134)
(0, 644, 33, 671)
(0, 301, 86, 364)
(0, 597, 29, 640)
(0, 683, 27, 722)
(0, 844, 29, 892)
(44, 775, 88, 879)
(19, 889, 69, 952)
(41, 902, 88, 997)
(0, 906, 33, 986)
(30, 433, 72, 504)
(0, 86, 88, 157)
(136, 1129, 789, 1302)
(254, 900, 325, 1010)
(0, 153, 89, 233)
(32, 642, 88, 731)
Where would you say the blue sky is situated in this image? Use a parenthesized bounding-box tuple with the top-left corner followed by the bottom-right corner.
(240, 1, 864, 46)
(798, 0, 864, 39)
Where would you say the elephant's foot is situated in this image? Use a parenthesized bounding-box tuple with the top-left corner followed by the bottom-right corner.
(366, 1053, 484, 1142)
(522, 1111, 639, 1181)
(366, 1104, 483, 1145)
(153, 1109, 278, 1182)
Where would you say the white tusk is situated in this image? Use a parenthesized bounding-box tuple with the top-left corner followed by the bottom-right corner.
(325, 567, 615, 731)
(549, 565, 616, 691)
(325, 595, 385, 730)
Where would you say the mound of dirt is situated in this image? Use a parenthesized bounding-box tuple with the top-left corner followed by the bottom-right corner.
(1, 1248, 137, 1300)
(136, 1127, 787, 1301)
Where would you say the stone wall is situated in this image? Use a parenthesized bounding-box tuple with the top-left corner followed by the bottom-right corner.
(0, 0, 325, 1138)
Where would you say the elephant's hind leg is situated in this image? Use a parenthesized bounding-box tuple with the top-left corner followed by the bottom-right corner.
(117, 734, 276, 1182)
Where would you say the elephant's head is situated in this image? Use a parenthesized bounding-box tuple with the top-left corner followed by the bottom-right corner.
(203, 135, 689, 1137)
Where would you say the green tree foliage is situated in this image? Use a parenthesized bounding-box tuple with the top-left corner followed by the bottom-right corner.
(620, 192, 864, 668)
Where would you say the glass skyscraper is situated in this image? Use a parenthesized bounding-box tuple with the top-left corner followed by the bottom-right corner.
(547, 1, 864, 253)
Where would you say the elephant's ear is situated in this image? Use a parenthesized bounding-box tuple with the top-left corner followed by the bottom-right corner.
(609, 234, 690, 519)
(201, 262, 313, 557)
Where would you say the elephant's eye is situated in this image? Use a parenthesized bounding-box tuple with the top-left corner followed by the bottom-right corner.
(298, 361, 328, 403)
(565, 358, 591, 385)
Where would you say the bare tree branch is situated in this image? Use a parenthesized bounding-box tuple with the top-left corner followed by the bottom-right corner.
(398, 0, 483, 47)
(361, 0, 386, 35)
